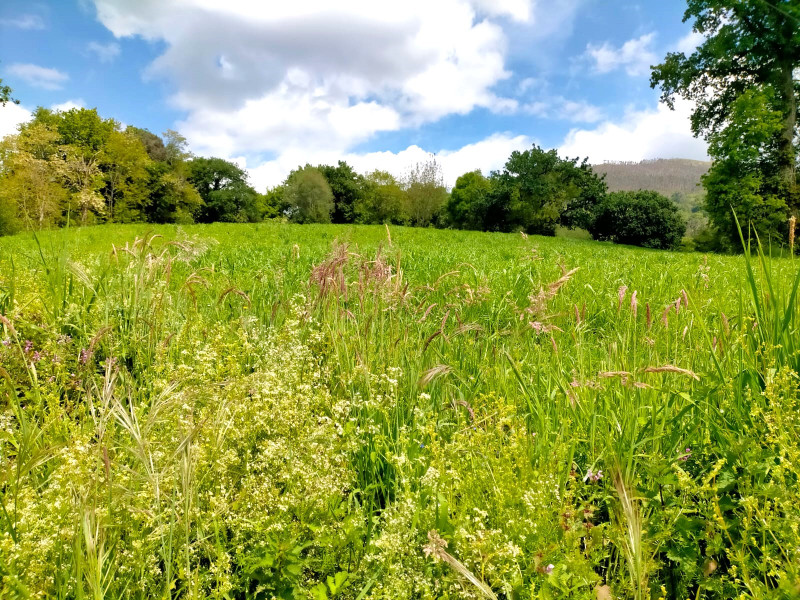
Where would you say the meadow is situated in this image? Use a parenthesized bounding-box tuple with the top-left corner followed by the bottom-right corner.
(0, 222, 798, 599)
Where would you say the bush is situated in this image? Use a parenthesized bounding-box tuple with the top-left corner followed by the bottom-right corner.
(588, 190, 687, 250)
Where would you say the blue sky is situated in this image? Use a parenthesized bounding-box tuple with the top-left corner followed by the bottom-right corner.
(0, 0, 708, 189)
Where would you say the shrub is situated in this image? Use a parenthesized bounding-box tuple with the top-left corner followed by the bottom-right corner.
(589, 190, 687, 250)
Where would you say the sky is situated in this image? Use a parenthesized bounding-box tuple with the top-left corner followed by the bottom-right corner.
(0, 0, 709, 191)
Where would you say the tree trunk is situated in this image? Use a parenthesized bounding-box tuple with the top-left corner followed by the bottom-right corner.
(779, 60, 797, 208)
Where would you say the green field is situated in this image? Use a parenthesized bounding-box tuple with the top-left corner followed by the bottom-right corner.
(1, 223, 799, 599)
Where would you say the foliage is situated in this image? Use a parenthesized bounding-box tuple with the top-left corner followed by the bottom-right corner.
(445, 170, 496, 231)
(187, 157, 262, 223)
(651, 0, 800, 247)
(702, 89, 789, 249)
(283, 165, 335, 224)
(588, 190, 687, 249)
(0, 73, 17, 106)
(318, 161, 366, 224)
(403, 157, 448, 227)
(354, 170, 409, 225)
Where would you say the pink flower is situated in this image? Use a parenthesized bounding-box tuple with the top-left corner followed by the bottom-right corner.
(545, 564, 554, 574)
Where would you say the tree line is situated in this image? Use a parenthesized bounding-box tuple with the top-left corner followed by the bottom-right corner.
(0, 106, 689, 249)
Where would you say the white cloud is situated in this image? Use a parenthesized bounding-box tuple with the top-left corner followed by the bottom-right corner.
(51, 99, 86, 112)
(0, 102, 32, 140)
(246, 132, 533, 191)
(675, 30, 704, 55)
(90, 0, 530, 160)
(522, 97, 604, 123)
(586, 32, 658, 77)
(5, 63, 69, 90)
(0, 14, 45, 30)
(87, 41, 121, 63)
(559, 99, 708, 163)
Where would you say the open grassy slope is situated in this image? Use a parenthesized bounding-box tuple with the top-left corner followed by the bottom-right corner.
(1, 223, 798, 599)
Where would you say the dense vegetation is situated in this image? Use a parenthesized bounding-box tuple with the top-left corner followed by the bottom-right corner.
(1, 223, 799, 599)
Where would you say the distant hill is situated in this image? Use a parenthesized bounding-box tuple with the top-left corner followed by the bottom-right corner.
(592, 158, 710, 197)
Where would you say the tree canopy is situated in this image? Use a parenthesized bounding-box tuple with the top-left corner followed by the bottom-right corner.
(651, 0, 800, 247)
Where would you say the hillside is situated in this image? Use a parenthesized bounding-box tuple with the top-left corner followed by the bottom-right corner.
(593, 158, 710, 196)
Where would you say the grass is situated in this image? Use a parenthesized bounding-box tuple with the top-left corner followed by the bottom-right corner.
(0, 222, 798, 599)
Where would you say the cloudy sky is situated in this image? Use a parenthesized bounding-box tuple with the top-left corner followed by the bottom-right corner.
(0, 0, 708, 190)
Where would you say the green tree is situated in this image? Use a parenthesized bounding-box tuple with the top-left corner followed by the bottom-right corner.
(187, 157, 261, 223)
(588, 190, 687, 250)
(282, 166, 334, 224)
(0, 124, 65, 230)
(651, 0, 800, 246)
(354, 170, 409, 225)
(0, 73, 18, 106)
(318, 161, 365, 224)
(494, 146, 590, 235)
(144, 162, 203, 224)
(126, 126, 168, 162)
(99, 130, 152, 222)
(404, 157, 448, 227)
(445, 170, 495, 230)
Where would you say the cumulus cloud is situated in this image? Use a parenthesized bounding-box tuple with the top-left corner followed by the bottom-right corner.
(0, 14, 46, 30)
(585, 32, 658, 77)
(558, 99, 708, 163)
(0, 102, 32, 139)
(674, 30, 704, 55)
(51, 99, 86, 112)
(246, 132, 533, 191)
(87, 41, 121, 63)
(5, 63, 69, 90)
(90, 0, 531, 160)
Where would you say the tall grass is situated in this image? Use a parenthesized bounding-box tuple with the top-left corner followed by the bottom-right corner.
(0, 222, 798, 599)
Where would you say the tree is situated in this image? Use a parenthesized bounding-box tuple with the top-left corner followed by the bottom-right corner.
(588, 191, 687, 250)
(445, 170, 495, 230)
(1, 74, 18, 107)
(0, 125, 66, 229)
(651, 0, 800, 246)
(144, 162, 203, 224)
(403, 157, 448, 227)
(494, 146, 586, 235)
(187, 157, 261, 223)
(354, 170, 409, 225)
(127, 126, 168, 162)
(559, 159, 608, 231)
(99, 130, 151, 222)
(282, 166, 334, 224)
(318, 161, 366, 224)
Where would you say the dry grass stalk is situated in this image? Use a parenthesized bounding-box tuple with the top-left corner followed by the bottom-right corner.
(661, 305, 671, 328)
(645, 303, 651, 329)
(790, 215, 796, 254)
(612, 473, 649, 600)
(419, 364, 453, 387)
(642, 365, 700, 381)
(617, 285, 628, 311)
(0, 314, 17, 337)
(423, 531, 498, 600)
(630, 290, 638, 318)
(310, 242, 350, 301)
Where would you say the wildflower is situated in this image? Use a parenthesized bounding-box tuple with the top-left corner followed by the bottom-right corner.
(678, 447, 692, 461)
(545, 564, 554, 574)
(79, 348, 91, 365)
(584, 468, 603, 482)
(1, 339, 10, 347)
(32, 351, 42, 363)
(24, 340, 33, 353)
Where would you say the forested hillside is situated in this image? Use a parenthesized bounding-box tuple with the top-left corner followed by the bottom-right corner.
(593, 158, 709, 196)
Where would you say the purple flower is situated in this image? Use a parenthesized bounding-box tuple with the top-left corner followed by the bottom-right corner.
(1, 339, 10, 347)
(32, 351, 42, 363)
(584, 467, 604, 483)
(678, 447, 692, 461)
(24, 340, 33, 353)
(79, 348, 91, 365)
